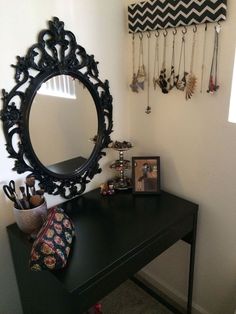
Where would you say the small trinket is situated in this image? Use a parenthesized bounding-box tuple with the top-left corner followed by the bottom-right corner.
(145, 105, 151, 114)
(159, 29, 169, 94)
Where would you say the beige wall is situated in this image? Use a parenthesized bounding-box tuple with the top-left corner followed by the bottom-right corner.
(0, 1, 127, 313)
(126, 0, 236, 313)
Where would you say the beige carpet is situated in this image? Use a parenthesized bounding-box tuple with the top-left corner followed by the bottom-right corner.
(101, 280, 173, 314)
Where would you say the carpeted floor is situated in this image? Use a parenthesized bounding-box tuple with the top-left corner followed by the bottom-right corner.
(101, 280, 173, 314)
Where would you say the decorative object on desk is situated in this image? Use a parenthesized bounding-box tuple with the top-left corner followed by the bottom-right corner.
(30, 207, 75, 271)
(109, 141, 133, 190)
(132, 156, 160, 194)
(100, 181, 115, 196)
(13, 200, 47, 235)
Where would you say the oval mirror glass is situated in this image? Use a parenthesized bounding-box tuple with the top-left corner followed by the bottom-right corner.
(29, 75, 98, 175)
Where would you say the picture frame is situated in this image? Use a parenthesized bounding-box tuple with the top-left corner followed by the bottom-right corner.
(132, 156, 161, 194)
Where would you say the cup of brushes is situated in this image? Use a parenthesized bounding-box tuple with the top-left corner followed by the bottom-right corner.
(13, 175, 47, 235)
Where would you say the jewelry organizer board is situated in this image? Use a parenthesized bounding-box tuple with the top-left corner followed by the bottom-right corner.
(127, 0, 228, 108)
(128, 0, 227, 33)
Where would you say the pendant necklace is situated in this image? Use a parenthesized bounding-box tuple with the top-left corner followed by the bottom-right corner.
(186, 25, 197, 100)
(200, 23, 207, 93)
(207, 23, 221, 94)
(130, 33, 139, 93)
(168, 28, 177, 91)
(159, 29, 169, 94)
(176, 27, 188, 91)
(145, 32, 151, 114)
(136, 32, 146, 90)
(153, 30, 160, 90)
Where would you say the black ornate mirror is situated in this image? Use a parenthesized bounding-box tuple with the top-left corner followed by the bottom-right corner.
(0, 17, 113, 198)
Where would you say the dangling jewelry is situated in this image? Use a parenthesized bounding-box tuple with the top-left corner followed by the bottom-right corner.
(168, 28, 177, 91)
(130, 33, 139, 93)
(159, 29, 169, 94)
(207, 23, 221, 94)
(200, 23, 207, 93)
(136, 32, 146, 90)
(145, 31, 151, 114)
(186, 25, 197, 100)
(153, 30, 160, 90)
(176, 27, 188, 91)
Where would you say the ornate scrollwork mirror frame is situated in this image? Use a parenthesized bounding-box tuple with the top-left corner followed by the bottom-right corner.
(0, 17, 113, 198)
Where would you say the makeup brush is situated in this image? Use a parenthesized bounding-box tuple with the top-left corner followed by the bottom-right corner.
(29, 194, 44, 208)
(26, 175, 36, 195)
(19, 186, 30, 209)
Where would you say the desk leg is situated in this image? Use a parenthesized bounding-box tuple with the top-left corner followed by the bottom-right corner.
(187, 212, 198, 314)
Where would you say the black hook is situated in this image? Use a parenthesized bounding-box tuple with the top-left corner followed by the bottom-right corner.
(147, 31, 151, 38)
(193, 24, 197, 33)
(205, 22, 208, 31)
(173, 27, 177, 35)
(132, 33, 135, 40)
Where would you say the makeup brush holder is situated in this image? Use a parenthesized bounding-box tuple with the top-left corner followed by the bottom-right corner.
(13, 200, 47, 234)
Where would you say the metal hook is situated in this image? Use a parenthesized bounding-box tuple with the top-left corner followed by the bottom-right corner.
(132, 33, 135, 40)
(182, 26, 187, 35)
(193, 24, 197, 33)
(139, 32, 143, 40)
(163, 29, 168, 37)
(147, 31, 151, 38)
(205, 22, 208, 31)
(155, 30, 160, 38)
(173, 27, 177, 36)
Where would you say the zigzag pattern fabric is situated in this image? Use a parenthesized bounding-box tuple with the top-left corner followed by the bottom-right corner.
(128, 0, 227, 33)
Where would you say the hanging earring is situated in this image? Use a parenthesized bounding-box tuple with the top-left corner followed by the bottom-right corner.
(207, 23, 221, 94)
(200, 23, 208, 93)
(153, 30, 160, 90)
(159, 29, 169, 94)
(136, 32, 146, 90)
(176, 26, 188, 91)
(130, 33, 139, 92)
(168, 28, 177, 91)
(145, 31, 151, 114)
(186, 25, 197, 100)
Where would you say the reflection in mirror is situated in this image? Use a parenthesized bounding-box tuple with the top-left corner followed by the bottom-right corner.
(29, 75, 97, 175)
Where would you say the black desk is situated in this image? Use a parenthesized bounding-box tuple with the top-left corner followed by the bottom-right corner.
(7, 189, 198, 314)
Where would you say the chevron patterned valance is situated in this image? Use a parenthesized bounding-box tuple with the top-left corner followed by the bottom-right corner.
(128, 0, 227, 33)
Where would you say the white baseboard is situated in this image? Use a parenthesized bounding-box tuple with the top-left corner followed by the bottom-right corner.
(138, 270, 209, 314)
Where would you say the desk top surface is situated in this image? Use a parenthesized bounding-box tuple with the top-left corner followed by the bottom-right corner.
(7, 188, 198, 295)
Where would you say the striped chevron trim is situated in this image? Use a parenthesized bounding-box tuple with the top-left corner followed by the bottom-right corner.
(128, 0, 227, 33)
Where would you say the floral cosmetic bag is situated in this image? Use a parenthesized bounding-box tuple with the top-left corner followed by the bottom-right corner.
(29, 207, 75, 271)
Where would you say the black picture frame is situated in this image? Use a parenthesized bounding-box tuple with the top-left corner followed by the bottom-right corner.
(132, 156, 160, 194)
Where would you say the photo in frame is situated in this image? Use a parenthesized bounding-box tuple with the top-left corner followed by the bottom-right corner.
(132, 156, 160, 194)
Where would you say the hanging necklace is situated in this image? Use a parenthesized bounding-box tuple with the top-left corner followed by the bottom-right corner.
(186, 25, 197, 100)
(130, 33, 139, 93)
(207, 23, 221, 94)
(200, 23, 207, 93)
(136, 32, 146, 90)
(176, 27, 188, 91)
(168, 28, 177, 91)
(159, 29, 169, 94)
(153, 30, 160, 90)
(145, 32, 151, 114)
